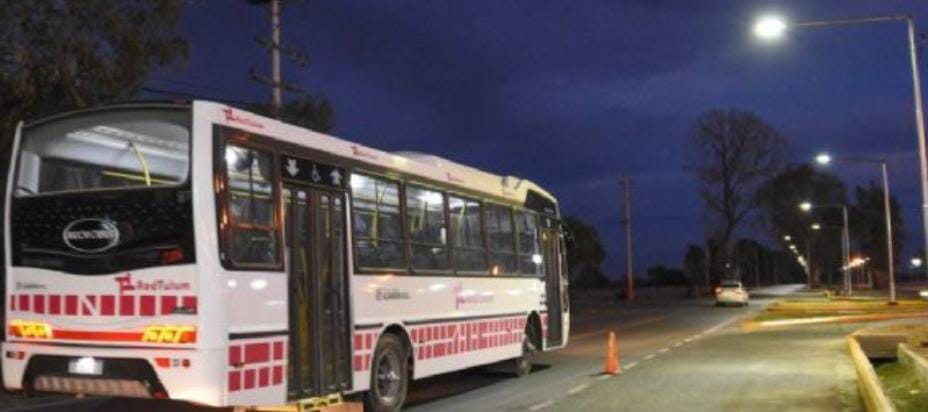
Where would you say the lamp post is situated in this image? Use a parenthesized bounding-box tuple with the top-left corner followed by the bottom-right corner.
(754, 14, 928, 288)
(801, 201, 852, 295)
(815, 153, 896, 304)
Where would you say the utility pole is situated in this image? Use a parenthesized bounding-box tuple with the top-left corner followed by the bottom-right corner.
(620, 175, 635, 301)
(251, 0, 308, 118)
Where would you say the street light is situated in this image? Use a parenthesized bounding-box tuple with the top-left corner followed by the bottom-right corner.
(912, 257, 923, 268)
(752, 13, 928, 291)
(815, 153, 832, 165)
(783, 235, 792, 242)
(754, 15, 788, 39)
(814, 152, 897, 304)
(801, 201, 852, 295)
(811, 223, 822, 230)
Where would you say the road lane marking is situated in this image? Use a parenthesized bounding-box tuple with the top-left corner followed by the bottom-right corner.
(673, 341, 684, 347)
(700, 316, 740, 336)
(597, 374, 613, 380)
(570, 315, 667, 341)
(529, 400, 555, 411)
(624, 361, 638, 370)
(684, 337, 695, 342)
(568, 384, 590, 395)
(658, 347, 669, 353)
(643, 354, 657, 360)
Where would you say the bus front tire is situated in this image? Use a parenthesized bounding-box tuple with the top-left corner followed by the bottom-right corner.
(364, 333, 409, 412)
(513, 321, 539, 377)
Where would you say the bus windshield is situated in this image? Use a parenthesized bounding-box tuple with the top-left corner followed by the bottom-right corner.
(15, 108, 190, 197)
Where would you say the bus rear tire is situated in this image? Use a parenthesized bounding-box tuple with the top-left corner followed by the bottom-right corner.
(364, 333, 409, 412)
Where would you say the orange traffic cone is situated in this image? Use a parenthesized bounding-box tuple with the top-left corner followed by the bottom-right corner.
(603, 331, 621, 375)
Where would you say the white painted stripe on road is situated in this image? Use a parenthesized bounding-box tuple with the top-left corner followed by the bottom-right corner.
(598, 373, 613, 380)
(684, 337, 695, 342)
(700, 316, 740, 337)
(624, 361, 638, 370)
(568, 384, 590, 395)
(658, 347, 670, 353)
(529, 400, 555, 411)
(643, 354, 657, 361)
(673, 341, 684, 347)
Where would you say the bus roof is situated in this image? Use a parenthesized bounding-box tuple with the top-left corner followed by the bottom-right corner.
(197, 101, 559, 213)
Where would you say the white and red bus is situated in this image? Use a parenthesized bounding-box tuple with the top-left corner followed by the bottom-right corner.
(2, 101, 569, 410)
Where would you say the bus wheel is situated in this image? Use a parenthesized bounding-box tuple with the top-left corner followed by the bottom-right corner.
(513, 322, 539, 377)
(364, 333, 408, 412)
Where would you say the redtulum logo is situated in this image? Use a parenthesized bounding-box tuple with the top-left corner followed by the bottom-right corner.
(62, 218, 120, 253)
(114, 272, 191, 294)
(453, 283, 494, 310)
(222, 107, 264, 129)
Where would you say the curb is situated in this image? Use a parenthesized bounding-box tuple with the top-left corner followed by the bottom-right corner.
(847, 335, 896, 412)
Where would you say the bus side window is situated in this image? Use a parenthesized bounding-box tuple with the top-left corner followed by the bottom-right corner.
(516, 210, 544, 277)
(449, 196, 486, 273)
(350, 173, 406, 270)
(224, 143, 279, 266)
(486, 204, 517, 275)
(406, 185, 450, 272)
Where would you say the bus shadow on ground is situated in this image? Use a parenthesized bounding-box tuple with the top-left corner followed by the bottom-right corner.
(404, 363, 552, 408)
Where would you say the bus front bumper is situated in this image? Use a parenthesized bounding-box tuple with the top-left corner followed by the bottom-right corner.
(2, 341, 225, 406)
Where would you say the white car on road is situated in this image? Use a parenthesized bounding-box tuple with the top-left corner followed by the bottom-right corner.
(715, 281, 749, 306)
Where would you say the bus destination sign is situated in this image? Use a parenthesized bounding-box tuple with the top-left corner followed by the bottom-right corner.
(281, 155, 346, 189)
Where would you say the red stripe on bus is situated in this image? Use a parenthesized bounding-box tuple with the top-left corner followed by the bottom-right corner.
(161, 296, 177, 315)
(53, 329, 143, 342)
(244, 343, 270, 364)
(34, 295, 45, 314)
(140, 296, 156, 316)
(49, 295, 61, 315)
(65, 295, 78, 315)
(120, 295, 135, 316)
(100, 295, 115, 316)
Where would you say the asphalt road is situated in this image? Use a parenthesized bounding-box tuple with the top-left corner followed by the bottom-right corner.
(406, 284, 848, 412)
(3, 284, 868, 411)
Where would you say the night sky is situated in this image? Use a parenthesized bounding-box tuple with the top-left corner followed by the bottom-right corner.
(149, 1, 928, 277)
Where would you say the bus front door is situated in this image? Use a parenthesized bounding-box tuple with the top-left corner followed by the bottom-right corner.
(542, 229, 564, 347)
(284, 186, 352, 398)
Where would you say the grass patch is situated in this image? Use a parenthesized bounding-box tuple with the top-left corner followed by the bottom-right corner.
(876, 361, 928, 412)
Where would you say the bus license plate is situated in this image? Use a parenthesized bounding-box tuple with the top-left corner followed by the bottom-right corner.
(68, 357, 103, 375)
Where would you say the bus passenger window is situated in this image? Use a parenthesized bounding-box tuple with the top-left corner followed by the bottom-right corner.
(406, 186, 449, 271)
(350, 174, 406, 270)
(487, 204, 517, 275)
(449, 196, 486, 273)
(516, 211, 544, 276)
(225, 144, 279, 266)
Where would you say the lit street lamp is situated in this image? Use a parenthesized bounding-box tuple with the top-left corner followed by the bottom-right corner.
(753, 13, 928, 290)
(783, 235, 792, 242)
(800, 201, 852, 295)
(810, 223, 821, 231)
(815, 152, 897, 304)
(913, 257, 924, 268)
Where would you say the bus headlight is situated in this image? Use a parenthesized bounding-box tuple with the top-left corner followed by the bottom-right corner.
(141, 325, 196, 344)
(8, 320, 53, 339)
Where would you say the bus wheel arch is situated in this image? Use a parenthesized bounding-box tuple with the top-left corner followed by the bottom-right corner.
(527, 312, 543, 351)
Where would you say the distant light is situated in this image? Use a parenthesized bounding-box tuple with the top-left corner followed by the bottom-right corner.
(799, 201, 813, 212)
(754, 15, 788, 40)
(811, 223, 821, 230)
(783, 235, 792, 242)
(912, 258, 923, 268)
(815, 153, 832, 165)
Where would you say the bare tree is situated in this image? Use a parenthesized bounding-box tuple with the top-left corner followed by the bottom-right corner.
(687, 109, 786, 282)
